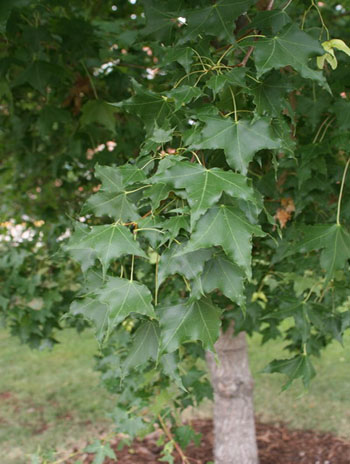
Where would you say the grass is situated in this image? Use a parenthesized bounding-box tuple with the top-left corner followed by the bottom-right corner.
(0, 328, 349, 463)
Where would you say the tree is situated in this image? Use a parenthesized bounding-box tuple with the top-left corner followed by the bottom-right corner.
(1, 1, 350, 463)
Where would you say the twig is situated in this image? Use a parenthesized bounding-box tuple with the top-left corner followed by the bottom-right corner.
(239, 45, 255, 67)
(158, 415, 190, 464)
(239, 0, 274, 66)
(267, 0, 275, 10)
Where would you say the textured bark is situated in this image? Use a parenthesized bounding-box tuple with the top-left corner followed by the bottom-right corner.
(207, 327, 259, 464)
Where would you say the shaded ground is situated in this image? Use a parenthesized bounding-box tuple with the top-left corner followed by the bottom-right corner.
(77, 420, 350, 464)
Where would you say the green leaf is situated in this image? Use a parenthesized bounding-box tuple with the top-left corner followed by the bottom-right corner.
(162, 215, 190, 241)
(292, 224, 350, 282)
(333, 100, 350, 129)
(206, 68, 247, 97)
(70, 298, 109, 342)
(180, 205, 264, 278)
(252, 72, 290, 117)
(182, 0, 255, 42)
(174, 425, 202, 449)
(95, 163, 146, 193)
(158, 243, 212, 288)
(160, 353, 185, 390)
(82, 191, 140, 221)
(254, 24, 328, 88)
(150, 124, 174, 143)
(68, 224, 147, 275)
(162, 47, 194, 73)
(14, 61, 62, 94)
(142, 0, 185, 42)
(263, 355, 316, 389)
(124, 321, 160, 371)
(65, 223, 97, 272)
(159, 298, 221, 353)
(97, 276, 155, 332)
(85, 440, 116, 464)
(112, 79, 173, 132)
(81, 100, 117, 133)
(152, 160, 256, 225)
(144, 183, 172, 210)
(166, 86, 203, 111)
(243, 10, 291, 34)
(191, 115, 280, 174)
(192, 254, 246, 307)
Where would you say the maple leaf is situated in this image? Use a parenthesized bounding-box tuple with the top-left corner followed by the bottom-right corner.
(191, 115, 280, 174)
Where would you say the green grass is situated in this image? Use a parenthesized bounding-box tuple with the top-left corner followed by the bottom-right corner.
(250, 332, 350, 438)
(0, 328, 349, 463)
(0, 330, 115, 464)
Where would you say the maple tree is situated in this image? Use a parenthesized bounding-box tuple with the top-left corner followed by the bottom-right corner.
(1, 1, 350, 463)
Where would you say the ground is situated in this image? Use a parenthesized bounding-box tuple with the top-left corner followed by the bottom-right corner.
(1, 328, 350, 463)
(77, 420, 350, 464)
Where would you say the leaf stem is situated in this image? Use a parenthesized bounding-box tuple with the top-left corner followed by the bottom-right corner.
(155, 253, 159, 306)
(312, 115, 331, 144)
(319, 116, 335, 142)
(282, 0, 293, 11)
(130, 254, 135, 282)
(229, 88, 238, 123)
(81, 59, 98, 100)
(125, 184, 152, 195)
(336, 158, 350, 226)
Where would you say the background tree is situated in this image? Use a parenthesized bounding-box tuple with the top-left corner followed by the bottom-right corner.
(1, 1, 350, 463)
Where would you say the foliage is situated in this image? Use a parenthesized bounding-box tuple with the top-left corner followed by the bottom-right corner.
(1, 0, 350, 458)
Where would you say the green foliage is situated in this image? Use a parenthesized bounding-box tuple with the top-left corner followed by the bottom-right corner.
(1, 0, 350, 454)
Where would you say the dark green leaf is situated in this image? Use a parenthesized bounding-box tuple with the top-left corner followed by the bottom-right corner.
(97, 276, 155, 332)
(68, 224, 147, 275)
(182, 0, 255, 42)
(191, 115, 280, 174)
(263, 355, 316, 389)
(254, 24, 328, 87)
(180, 205, 265, 277)
(292, 224, 350, 282)
(192, 254, 245, 306)
(81, 100, 117, 132)
(159, 298, 221, 353)
(152, 160, 256, 225)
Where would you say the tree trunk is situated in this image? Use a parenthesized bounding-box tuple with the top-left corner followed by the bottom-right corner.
(206, 326, 259, 464)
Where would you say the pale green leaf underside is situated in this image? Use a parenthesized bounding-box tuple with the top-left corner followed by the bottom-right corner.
(70, 298, 109, 342)
(158, 243, 212, 288)
(123, 321, 160, 371)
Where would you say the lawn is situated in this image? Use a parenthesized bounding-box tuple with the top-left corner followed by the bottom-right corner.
(0, 328, 349, 463)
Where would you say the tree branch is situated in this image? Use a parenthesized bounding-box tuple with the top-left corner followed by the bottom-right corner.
(239, 0, 274, 66)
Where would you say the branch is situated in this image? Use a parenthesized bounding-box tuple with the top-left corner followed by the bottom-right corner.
(158, 415, 190, 464)
(267, 0, 275, 10)
(239, 0, 274, 66)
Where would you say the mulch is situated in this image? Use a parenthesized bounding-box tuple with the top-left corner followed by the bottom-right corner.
(78, 419, 350, 464)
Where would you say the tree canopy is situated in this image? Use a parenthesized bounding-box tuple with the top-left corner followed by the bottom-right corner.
(1, 0, 350, 456)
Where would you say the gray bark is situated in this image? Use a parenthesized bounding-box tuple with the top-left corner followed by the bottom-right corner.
(207, 327, 259, 464)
